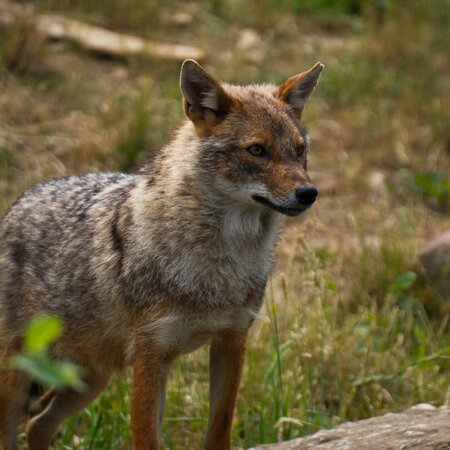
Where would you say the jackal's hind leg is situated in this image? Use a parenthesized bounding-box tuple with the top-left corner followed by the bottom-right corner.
(28, 388, 56, 418)
(26, 371, 109, 450)
(0, 340, 31, 450)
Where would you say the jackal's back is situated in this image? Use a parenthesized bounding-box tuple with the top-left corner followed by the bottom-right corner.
(0, 172, 139, 368)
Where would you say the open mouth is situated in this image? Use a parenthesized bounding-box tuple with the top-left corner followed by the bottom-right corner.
(252, 195, 308, 217)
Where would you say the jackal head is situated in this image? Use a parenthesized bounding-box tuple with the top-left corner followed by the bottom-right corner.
(180, 60, 323, 217)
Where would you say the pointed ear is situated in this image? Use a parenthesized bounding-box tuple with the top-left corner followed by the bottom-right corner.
(278, 62, 324, 118)
(180, 59, 234, 130)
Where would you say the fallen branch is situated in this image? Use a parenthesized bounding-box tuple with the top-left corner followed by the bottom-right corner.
(0, 1, 205, 61)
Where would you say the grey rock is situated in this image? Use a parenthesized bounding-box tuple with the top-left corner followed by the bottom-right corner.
(249, 405, 450, 450)
(420, 230, 450, 300)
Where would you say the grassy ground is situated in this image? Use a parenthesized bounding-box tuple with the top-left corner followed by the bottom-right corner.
(1, 0, 449, 449)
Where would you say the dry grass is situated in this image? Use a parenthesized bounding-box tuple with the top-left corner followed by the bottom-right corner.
(0, 0, 449, 448)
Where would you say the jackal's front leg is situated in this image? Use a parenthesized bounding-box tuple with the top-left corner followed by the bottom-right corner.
(204, 330, 248, 450)
(131, 340, 171, 450)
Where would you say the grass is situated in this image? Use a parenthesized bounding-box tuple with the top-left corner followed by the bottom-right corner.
(1, 0, 449, 448)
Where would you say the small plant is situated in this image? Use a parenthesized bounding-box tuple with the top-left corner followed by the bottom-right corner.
(115, 79, 153, 172)
(0, 8, 46, 73)
(402, 170, 450, 213)
(12, 314, 84, 391)
(0, 146, 15, 183)
(390, 271, 417, 297)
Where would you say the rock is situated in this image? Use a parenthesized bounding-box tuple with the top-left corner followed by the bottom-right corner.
(420, 230, 450, 300)
(248, 405, 450, 449)
(236, 28, 266, 64)
(367, 170, 387, 194)
(170, 12, 193, 27)
(237, 28, 261, 51)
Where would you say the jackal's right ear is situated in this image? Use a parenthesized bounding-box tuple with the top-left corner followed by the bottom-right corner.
(278, 62, 324, 119)
(180, 60, 233, 130)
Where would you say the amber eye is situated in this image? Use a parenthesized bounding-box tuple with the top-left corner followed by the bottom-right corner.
(247, 144, 268, 158)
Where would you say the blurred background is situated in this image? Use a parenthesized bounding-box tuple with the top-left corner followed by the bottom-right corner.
(0, 0, 449, 448)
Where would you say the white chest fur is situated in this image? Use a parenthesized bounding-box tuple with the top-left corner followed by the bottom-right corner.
(132, 184, 283, 307)
(147, 307, 260, 355)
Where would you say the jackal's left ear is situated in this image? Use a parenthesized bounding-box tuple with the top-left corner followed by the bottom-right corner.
(278, 62, 324, 118)
(180, 59, 234, 129)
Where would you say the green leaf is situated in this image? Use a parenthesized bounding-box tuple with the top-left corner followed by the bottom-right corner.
(24, 314, 62, 353)
(412, 172, 450, 201)
(12, 353, 85, 391)
(403, 169, 450, 205)
(391, 271, 417, 294)
(12, 353, 65, 388)
(12, 314, 84, 392)
(57, 360, 86, 391)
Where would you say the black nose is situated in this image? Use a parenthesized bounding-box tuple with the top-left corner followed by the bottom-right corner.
(295, 184, 318, 206)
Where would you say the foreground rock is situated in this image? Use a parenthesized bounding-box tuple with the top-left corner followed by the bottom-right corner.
(249, 405, 450, 450)
(420, 230, 450, 300)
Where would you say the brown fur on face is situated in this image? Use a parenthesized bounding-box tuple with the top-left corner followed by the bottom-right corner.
(208, 86, 311, 201)
(179, 60, 323, 214)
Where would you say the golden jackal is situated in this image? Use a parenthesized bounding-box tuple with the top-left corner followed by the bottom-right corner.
(0, 60, 323, 450)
